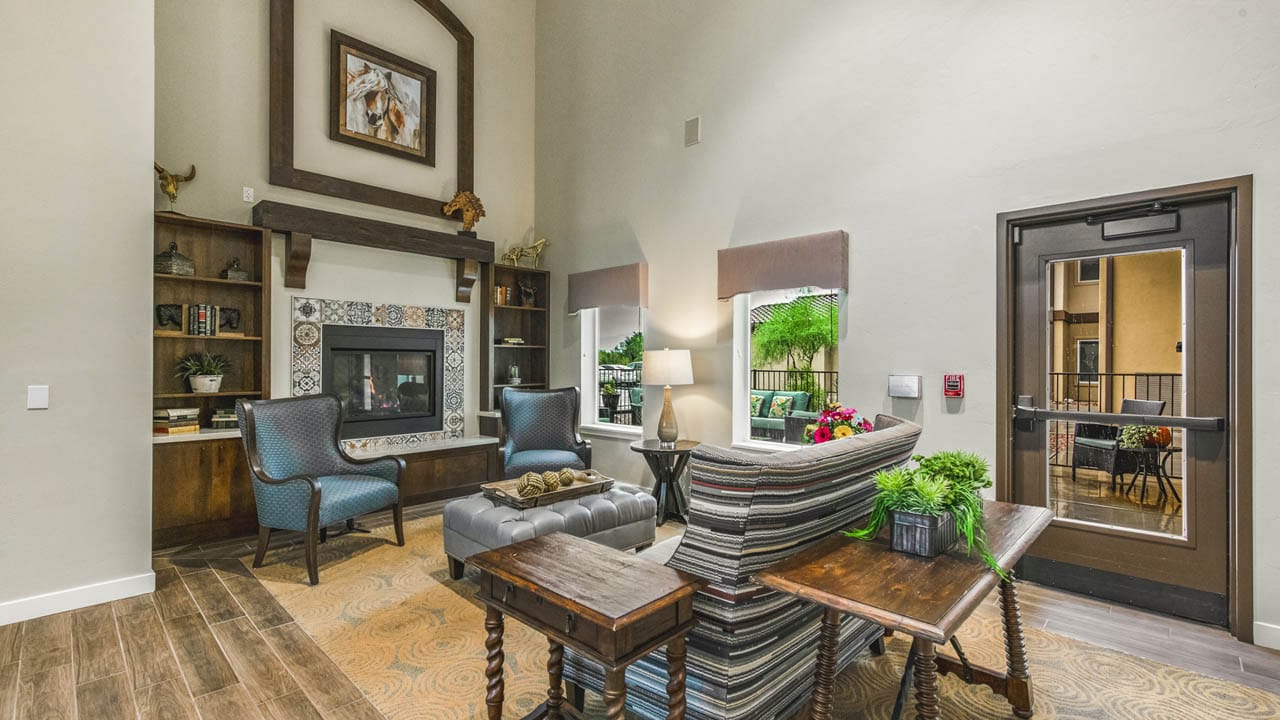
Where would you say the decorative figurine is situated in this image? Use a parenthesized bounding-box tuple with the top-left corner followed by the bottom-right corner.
(154, 163, 196, 210)
(154, 242, 195, 276)
(221, 258, 250, 281)
(508, 362, 522, 385)
(442, 190, 486, 232)
(500, 237, 550, 268)
(155, 304, 184, 331)
(218, 308, 242, 333)
(519, 280, 537, 308)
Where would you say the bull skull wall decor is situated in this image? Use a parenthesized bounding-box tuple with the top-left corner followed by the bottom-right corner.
(154, 163, 197, 210)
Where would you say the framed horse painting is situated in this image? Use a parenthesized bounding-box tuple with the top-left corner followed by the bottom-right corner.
(329, 30, 437, 166)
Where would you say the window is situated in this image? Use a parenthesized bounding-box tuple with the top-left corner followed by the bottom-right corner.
(1077, 258, 1100, 283)
(1076, 339, 1100, 383)
(733, 287, 841, 447)
(579, 306, 644, 432)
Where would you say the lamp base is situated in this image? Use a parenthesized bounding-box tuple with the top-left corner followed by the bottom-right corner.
(657, 385, 678, 446)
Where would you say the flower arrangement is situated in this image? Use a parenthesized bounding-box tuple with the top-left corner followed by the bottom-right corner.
(805, 403, 874, 443)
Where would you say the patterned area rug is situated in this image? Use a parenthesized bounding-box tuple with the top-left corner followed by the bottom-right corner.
(248, 515, 1280, 719)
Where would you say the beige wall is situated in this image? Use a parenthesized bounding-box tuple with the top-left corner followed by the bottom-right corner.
(535, 0, 1280, 647)
(0, 0, 155, 621)
(155, 0, 536, 431)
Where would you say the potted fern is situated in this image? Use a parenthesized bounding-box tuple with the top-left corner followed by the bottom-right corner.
(846, 451, 1006, 577)
(176, 352, 230, 393)
(600, 381, 621, 412)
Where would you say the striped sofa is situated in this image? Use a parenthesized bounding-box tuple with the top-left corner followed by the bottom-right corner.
(564, 414, 922, 719)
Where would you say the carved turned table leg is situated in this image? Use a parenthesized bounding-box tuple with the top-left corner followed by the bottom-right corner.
(913, 637, 940, 720)
(484, 606, 505, 720)
(603, 668, 627, 720)
(1000, 578, 1034, 718)
(810, 607, 842, 720)
(547, 639, 565, 719)
(666, 635, 688, 720)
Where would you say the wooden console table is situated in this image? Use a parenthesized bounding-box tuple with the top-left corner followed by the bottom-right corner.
(468, 532, 705, 719)
(756, 501, 1053, 720)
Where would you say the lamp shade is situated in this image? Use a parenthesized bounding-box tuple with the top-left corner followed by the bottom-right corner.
(642, 348, 693, 386)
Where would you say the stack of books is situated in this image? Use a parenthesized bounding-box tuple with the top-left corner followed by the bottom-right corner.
(154, 407, 200, 435)
(210, 409, 239, 430)
(188, 304, 219, 336)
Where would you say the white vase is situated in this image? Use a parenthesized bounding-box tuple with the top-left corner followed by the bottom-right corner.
(190, 375, 223, 393)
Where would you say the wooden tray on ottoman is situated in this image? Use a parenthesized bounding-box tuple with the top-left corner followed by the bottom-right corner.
(482, 471, 614, 509)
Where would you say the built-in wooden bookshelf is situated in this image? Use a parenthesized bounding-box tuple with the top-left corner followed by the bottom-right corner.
(152, 212, 271, 433)
(152, 212, 270, 548)
(486, 265, 550, 412)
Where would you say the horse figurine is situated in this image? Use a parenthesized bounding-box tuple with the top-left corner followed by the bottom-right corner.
(500, 238, 551, 268)
(154, 163, 196, 210)
(443, 191, 486, 232)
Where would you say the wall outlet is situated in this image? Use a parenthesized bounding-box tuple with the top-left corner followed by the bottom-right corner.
(242, 186, 255, 203)
(27, 385, 49, 410)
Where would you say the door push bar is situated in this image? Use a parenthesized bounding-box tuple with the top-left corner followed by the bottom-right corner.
(1012, 402, 1225, 433)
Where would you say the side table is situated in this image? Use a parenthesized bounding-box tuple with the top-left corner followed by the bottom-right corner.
(630, 439, 699, 526)
(469, 532, 706, 719)
(756, 501, 1053, 720)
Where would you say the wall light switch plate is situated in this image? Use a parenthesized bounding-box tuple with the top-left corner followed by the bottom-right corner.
(242, 186, 255, 203)
(684, 116, 702, 146)
(887, 375, 921, 399)
(27, 385, 49, 409)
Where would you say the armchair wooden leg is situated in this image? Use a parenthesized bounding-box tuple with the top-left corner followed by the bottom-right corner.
(319, 527, 328, 544)
(392, 503, 405, 547)
(565, 679, 585, 711)
(253, 526, 272, 568)
(306, 498, 322, 586)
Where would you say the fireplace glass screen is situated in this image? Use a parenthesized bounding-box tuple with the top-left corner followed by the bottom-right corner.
(329, 350, 435, 419)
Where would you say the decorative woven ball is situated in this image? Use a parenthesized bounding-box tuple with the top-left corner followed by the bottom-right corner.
(557, 468, 578, 487)
(541, 470, 561, 492)
(516, 472, 545, 498)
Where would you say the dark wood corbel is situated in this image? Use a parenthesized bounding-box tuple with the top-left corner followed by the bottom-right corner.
(455, 258, 480, 302)
(284, 231, 312, 289)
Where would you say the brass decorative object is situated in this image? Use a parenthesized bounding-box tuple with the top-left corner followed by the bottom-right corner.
(154, 163, 196, 210)
(500, 237, 550, 268)
(443, 190, 486, 232)
(155, 242, 195, 276)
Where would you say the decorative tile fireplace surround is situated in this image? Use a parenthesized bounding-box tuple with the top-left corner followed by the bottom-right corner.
(292, 296, 465, 453)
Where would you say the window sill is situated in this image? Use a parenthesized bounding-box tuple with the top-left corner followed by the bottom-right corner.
(730, 439, 790, 454)
(581, 423, 644, 441)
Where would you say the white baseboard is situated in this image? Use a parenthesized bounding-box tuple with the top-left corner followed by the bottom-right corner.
(0, 572, 155, 627)
(1254, 620, 1280, 651)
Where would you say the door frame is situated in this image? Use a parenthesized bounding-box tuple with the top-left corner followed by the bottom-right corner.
(995, 176, 1253, 642)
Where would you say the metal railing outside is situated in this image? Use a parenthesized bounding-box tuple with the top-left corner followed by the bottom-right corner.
(1047, 372, 1184, 479)
(597, 366, 641, 425)
(749, 369, 839, 407)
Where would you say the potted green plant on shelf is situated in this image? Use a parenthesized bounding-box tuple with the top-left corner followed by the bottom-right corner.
(600, 381, 621, 412)
(176, 352, 231, 394)
(846, 450, 1007, 578)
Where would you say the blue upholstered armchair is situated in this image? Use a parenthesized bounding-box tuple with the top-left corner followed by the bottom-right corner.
(235, 395, 407, 585)
(500, 387, 592, 479)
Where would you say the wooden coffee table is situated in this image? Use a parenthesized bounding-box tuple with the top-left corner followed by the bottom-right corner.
(756, 501, 1053, 720)
(469, 532, 707, 719)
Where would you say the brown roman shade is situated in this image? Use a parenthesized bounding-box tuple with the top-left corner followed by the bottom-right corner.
(716, 230, 848, 300)
(567, 262, 649, 314)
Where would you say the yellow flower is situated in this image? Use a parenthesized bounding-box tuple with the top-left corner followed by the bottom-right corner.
(833, 425, 854, 438)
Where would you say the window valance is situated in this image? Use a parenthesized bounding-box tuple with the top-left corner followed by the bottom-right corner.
(716, 230, 848, 300)
(567, 262, 649, 314)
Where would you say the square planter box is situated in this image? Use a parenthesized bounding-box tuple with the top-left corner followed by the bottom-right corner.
(890, 509, 958, 558)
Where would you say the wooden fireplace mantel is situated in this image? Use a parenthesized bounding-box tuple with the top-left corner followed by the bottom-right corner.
(252, 200, 494, 301)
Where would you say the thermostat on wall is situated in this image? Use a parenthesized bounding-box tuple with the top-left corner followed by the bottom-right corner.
(888, 375, 922, 399)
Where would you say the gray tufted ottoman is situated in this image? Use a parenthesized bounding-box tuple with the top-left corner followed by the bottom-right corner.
(443, 485, 657, 579)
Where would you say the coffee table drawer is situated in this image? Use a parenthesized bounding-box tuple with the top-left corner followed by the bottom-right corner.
(483, 574, 599, 650)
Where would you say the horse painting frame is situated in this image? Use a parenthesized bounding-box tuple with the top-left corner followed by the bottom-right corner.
(269, 0, 474, 220)
(330, 31, 437, 166)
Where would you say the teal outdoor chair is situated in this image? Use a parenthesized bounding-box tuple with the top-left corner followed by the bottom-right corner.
(236, 395, 406, 585)
(500, 387, 592, 478)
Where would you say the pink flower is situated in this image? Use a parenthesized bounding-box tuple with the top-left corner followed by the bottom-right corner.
(859, 419, 874, 433)
(813, 426, 833, 443)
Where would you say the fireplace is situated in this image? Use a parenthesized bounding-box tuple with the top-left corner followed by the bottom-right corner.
(321, 325, 445, 439)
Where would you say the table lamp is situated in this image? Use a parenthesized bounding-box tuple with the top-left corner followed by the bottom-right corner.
(642, 348, 694, 447)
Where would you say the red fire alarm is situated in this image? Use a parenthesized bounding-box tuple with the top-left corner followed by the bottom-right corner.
(943, 374, 964, 398)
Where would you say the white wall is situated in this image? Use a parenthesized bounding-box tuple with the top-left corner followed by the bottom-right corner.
(535, 0, 1280, 646)
(0, 1, 156, 623)
(156, 0, 536, 432)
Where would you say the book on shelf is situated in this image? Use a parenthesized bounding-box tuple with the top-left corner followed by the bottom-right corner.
(154, 408, 200, 419)
(153, 425, 201, 435)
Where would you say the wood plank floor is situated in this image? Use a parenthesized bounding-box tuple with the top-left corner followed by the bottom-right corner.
(0, 501, 1275, 719)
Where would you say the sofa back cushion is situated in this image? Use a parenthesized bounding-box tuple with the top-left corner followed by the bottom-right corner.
(667, 414, 922, 588)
